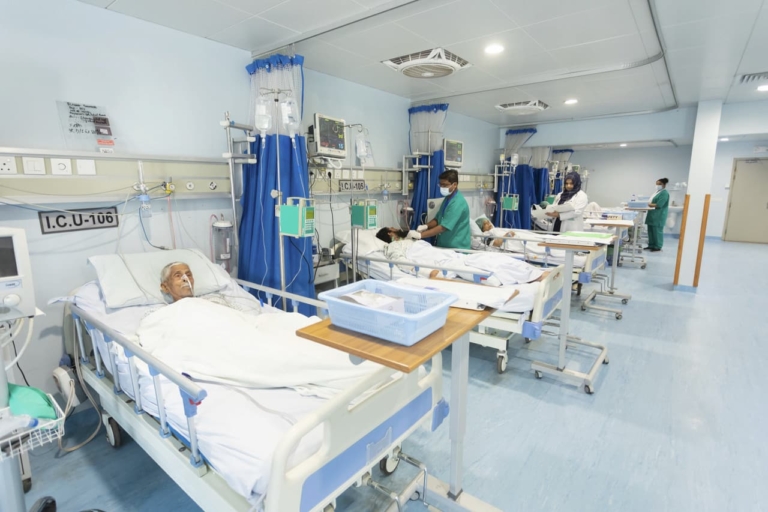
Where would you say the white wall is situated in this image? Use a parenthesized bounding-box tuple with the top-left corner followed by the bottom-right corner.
(574, 146, 692, 208)
(709, 141, 768, 237)
(0, 0, 251, 392)
(0, 0, 251, 158)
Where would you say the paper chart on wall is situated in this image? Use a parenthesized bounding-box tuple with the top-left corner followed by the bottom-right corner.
(56, 101, 117, 152)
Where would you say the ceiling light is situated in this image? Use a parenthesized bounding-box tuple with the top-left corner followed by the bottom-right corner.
(719, 137, 729, 142)
(620, 143, 627, 147)
(484, 44, 504, 55)
(421, 71, 434, 77)
(564, 98, 578, 105)
(757, 84, 768, 92)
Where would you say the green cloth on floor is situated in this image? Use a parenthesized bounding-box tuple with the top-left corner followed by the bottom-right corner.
(9, 383, 58, 420)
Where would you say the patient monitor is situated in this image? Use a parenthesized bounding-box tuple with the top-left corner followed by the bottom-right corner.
(0, 228, 36, 322)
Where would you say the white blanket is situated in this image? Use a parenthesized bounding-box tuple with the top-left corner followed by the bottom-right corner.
(137, 298, 381, 398)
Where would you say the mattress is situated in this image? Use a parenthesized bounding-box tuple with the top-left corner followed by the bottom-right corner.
(63, 280, 328, 504)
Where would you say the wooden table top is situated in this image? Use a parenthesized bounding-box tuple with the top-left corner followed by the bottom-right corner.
(295, 307, 493, 373)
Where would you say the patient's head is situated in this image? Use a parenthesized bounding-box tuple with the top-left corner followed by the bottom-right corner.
(376, 227, 409, 243)
(476, 217, 493, 232)
(160, 262, 195, 302)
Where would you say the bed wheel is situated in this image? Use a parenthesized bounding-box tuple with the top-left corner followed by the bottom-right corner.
(410, 489, 422, 501)
(580, 305, 587, 311)
(615, 313, 623, 320)
(621, 298, 629, 304)
(584, 384, 594, 395)
(641, 264, 647, 269)
(29, 497, 56, 512)
(496, 354, 508, 374)
(379, 453, 400, 476)
(534, 370, 543, 380)
(23, 477, 32, 493)
(603, 356, 609, 365)
(106, 417, 122, 448)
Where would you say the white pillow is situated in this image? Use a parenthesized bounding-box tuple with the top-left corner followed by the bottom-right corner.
(336, 229, 387, 255)
(89, 249, 230, 309)
(470, 216, 485, 249)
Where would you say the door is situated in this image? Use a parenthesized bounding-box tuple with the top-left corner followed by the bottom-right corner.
(724, 159, 768, 243)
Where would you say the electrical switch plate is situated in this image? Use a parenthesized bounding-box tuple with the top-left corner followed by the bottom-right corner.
(76, 159, 97, 175)
(22, 157, 46, 175)
(342, 169, 350, 179)
(50, 158, 73, 175)
(334, 169, 341, 179)
(0, 157, 17, 175)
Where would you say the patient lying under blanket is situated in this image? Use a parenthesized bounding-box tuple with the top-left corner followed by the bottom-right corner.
(138, 262, 382, 398)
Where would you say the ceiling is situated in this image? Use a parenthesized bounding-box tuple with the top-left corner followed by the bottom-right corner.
(78, 0, 768, 126)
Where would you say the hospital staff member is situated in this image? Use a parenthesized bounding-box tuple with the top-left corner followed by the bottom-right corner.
(546, 172, 588, 232)
(645, 178, 670, 252)
(408, 170, 471, 249)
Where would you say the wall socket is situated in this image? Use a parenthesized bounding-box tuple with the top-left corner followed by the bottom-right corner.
(0, 156, 18, 175)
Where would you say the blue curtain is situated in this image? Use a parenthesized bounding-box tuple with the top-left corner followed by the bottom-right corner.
(238, 134, 314, 313)
(533, 167, 550, 204)
(552, 172, 563, 195)
(515, 164, 536, 229)
(551, 149, 574, 197)
(410, 151, 444, 229)
(495, 165, 520, 229)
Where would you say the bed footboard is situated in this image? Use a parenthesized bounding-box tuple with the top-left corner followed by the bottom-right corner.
(266, 355, 444, 512)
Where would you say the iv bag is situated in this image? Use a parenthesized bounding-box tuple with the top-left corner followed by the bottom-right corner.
(355, 131, 368, 160)
(255, 96, 272, 133)
(281, 98, 300, 137)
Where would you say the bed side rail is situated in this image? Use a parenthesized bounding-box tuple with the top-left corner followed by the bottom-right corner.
(235, 279, 327, 316)
(530, 264, 565, 324)
(267, 354, 444, 512)
(70, 305, 208, 468)
(339, 254, 492, 283)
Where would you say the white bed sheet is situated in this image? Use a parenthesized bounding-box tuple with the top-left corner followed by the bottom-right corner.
(342, 250, 538, 313)
(66, 281, 327, 504)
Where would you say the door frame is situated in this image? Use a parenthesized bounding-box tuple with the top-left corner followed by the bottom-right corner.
(723, 157, 767, 241)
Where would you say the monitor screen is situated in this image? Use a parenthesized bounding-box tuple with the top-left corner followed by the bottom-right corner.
(318, 116, 345, 151)
(445, 140, 463, 164)
(0, 236, 19, 278)
(369, 206, 376, 216)
(305, 209, 315, 220)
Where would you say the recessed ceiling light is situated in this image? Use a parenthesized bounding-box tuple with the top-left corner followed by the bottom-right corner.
(620, 143, 627, 147)
(564, 98, 578, 105)
(719, 137, 729, 141)
(484, 44, 504, 55)
(757, 85, 768, 92)
(421, 71, 434, 77)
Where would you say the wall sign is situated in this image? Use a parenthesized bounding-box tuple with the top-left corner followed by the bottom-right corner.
(38, 207, 119, 235)
(57, 101, 116, 151)
(339, 180, 366, 192)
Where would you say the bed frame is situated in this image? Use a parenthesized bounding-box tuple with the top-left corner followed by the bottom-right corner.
(68, 281, 444, 512)
(338, 252, 565, 374)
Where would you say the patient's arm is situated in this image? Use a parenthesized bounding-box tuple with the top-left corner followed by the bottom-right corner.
(533, 271, 550, 282)
(492, 238, 504, 248)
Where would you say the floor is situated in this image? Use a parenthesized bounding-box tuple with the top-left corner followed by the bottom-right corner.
(24, 239, 768, 512)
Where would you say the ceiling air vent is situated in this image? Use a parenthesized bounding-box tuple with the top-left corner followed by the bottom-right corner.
(739, 72, 768, 83)
(495, 100, 550, 115)
(382, 48, 471, 78)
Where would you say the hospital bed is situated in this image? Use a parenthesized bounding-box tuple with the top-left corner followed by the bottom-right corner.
(336, 236, 565, 374)
(61, 252, 445, 512)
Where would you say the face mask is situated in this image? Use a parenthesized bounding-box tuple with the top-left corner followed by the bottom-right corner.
(440, 186, 451, 197)
(656, 185, 662, 191)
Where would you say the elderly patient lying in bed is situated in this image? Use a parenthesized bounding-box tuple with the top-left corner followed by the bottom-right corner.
(142, 262, 380, 399)
(375, 227, 548, 285)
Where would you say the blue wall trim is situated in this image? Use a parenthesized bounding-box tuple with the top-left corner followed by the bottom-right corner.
(673, 284, 697, 293)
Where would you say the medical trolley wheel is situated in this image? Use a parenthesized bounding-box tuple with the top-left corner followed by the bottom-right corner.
(379, 448, 401, 476)
(105, 417, 122, 448)
(581, 305, 587, 311)
(534, 370, 543, 380)
(621, 298, 629, 304)
(23, 477, 32, 493)
(30, 497, 56, 512)
(410, 490, 422, 501)
(615, 313, 623, 320)
(584, 384, 594, 395)
(497, 354, 508, 374)
(603, 356, 609, 364)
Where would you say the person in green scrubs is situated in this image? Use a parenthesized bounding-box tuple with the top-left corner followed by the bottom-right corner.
(645, 177, 670, 252)
(408, 170, 471, 249)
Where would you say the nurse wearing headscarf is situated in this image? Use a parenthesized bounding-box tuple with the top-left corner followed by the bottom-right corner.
(546, 172, 589, 232)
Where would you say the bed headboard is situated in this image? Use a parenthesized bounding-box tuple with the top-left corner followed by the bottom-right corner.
(530, 265, 565, 323)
